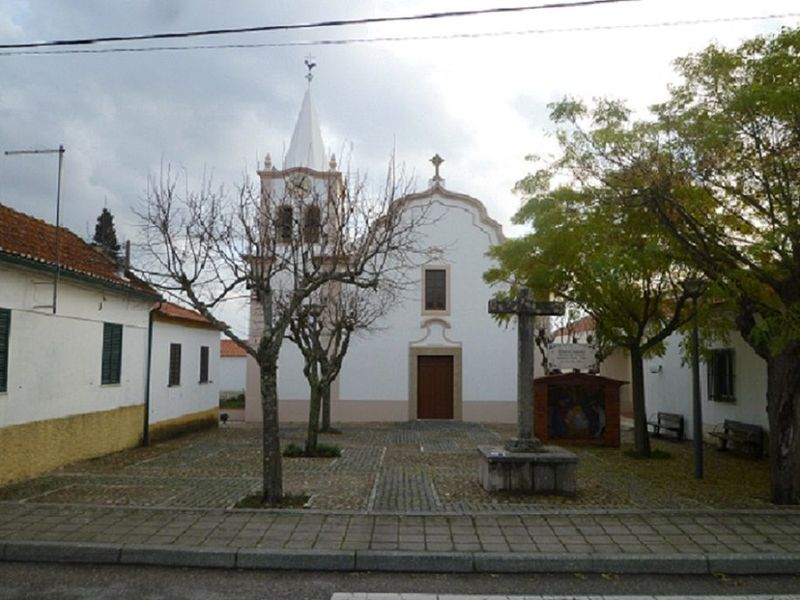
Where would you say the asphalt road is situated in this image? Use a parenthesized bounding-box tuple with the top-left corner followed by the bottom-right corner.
(0, 563, 798, 599)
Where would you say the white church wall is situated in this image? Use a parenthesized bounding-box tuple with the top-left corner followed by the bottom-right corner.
(643, 330, 768, 439)
(336, 190, 518, 423)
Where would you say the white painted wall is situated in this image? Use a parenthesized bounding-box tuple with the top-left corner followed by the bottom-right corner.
(219, 355, 246, 396)
(149, 319, 220, 424)
(340, 190, 517, 412)
(245, 186, 530, 423)
(0, 264, 151, 427)
(643, 330, 768, 437)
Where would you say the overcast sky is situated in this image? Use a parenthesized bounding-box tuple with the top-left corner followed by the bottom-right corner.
(1, 1, 798, 333)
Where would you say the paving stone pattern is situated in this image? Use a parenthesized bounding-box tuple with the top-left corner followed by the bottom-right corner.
(0, 421, 774, 513)
(1, 503, 799, 556)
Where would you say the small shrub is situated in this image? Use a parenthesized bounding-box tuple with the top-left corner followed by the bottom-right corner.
(219, 393, 245, 409)
(282, 442, 341, 458)
(282, 443, 305, 457)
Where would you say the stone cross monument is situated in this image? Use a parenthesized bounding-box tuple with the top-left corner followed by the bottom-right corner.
(489, 287, 564, 453)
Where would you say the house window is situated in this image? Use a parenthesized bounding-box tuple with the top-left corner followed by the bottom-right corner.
(303, 205, 321, 243)
(101, 322, 123, 385)
(199, 345, 209, 384)
(169, 343, 182, 387)
(0, 308, 10, 393)
(277, 205, 293, 243)
(424, 268, 447, 312)
(708, 348, 735, 402)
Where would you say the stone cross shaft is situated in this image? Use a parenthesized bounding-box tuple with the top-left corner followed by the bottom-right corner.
(488, 287, 564, 452)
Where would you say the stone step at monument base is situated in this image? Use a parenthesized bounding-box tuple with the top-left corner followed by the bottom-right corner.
(477, 445, 577, 495)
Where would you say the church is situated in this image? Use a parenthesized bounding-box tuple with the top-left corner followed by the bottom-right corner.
(244, 80, 524, 424)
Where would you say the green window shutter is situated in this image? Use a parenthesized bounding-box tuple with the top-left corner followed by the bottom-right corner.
(169, 343, 182, 386)
(199, 346, 209, 383)
(0, 308, 10, 393)
(101, 323, 123, 385)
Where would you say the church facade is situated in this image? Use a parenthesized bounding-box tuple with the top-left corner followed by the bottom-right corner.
(244, 85, 522, 424)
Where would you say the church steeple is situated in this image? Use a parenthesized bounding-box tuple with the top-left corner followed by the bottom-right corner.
(284, 63, 326, 172)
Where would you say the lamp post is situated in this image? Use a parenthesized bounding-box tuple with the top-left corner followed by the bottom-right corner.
(4, 145, 65, 314)
(682, 278, 704, 479)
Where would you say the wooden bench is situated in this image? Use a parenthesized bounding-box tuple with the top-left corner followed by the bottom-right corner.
(709, 419, 764, 458)
(647, 412, 685, 440)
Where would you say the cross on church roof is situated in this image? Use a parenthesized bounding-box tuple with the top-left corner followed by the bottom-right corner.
(430, 154, 444, 181)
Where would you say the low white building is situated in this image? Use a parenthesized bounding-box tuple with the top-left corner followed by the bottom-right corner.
(245, 86, 529, 424)
(219, 339, 247, 400)
(0, 203, 159, 485)
(643, 329, 768, 439)
(148, 302, 220, 442)
(0, 204, 222, 485)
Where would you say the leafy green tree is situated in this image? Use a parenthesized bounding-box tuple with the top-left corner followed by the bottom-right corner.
(645, 27, 800, 503)
(93, 207, 120, 258)
(486, 99, 697, 457)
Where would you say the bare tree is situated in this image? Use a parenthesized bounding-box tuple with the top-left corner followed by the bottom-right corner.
(287, 282, 398, 454)
(137, 161, 421, 504)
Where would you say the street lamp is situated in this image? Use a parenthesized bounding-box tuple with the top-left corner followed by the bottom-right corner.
(4, 145, 65, 314)
(682, 278, 705, 479)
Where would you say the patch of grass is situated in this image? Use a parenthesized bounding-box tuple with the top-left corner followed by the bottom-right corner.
(234, 493, 310, 509)
(623, 448, 672, 459)
(321, 427, 342, 435)
(282, 442, 341, 458)
(219, 394, 245, 409)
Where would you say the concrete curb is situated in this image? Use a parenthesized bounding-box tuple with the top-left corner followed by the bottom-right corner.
(355, 551, 473, 573)
(3, 541, 121, 565)
(1, 542, 799, 575)
(237, 549, 355, 571)
(707, 553, 800, 575)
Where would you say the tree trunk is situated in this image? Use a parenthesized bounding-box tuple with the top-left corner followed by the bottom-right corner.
(629, 346, 651, 456)
(766, 349, 800, 504)
(306, 383, 322, 454)
(320, 383, 332, 432)
(259, 357, 283, 503)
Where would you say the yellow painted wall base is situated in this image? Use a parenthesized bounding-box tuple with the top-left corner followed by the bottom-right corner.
(0, 405, 144, 486)
(148, 407, 219, 443)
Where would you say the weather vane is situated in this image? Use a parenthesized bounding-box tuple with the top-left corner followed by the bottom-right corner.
(304, 56, 317, 84)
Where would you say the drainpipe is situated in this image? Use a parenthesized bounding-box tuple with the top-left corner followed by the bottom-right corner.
(143, 302, 159, 446)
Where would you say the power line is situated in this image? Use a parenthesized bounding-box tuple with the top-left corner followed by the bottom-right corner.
(0, 0, 636, 49)
(1, 12, 795, 57)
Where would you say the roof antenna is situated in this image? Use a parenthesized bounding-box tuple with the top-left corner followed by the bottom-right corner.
(304, 56, 317, 86)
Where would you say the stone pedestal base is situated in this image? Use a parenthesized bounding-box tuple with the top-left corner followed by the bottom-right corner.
(477, 445, 578, 495)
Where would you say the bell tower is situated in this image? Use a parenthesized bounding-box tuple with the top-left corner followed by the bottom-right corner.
(258, 61, 342, 246)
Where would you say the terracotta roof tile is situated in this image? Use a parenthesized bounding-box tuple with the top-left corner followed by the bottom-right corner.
(156, 301, 218, 328)
(0, 203, 156, 296)
(220, 339, 247, 357)
(553, 315, 596, 338)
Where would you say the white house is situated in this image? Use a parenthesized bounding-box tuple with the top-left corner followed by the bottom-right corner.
(219, 339, 247, 400)
(643, 328, 768, 439)
(0, 203, 159, 485)
(0, 204, 222, 485)
(148, 302, 220, 442)
(244, 85, 531, 424)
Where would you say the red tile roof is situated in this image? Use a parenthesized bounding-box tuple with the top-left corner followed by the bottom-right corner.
(220, 339, 247, 357)
(553, 315, 596, 338)
(155, 301, 218, 329)
(0, 203, 156, 297)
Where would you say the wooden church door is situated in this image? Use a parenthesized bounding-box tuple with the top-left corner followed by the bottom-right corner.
(417, 355, 454, 419)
